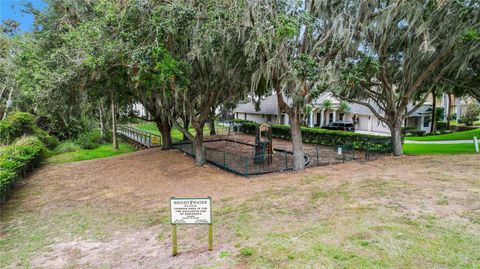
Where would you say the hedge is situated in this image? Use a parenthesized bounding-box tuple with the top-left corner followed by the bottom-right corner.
(0, 136, 45, 204)
(0, 111, 59, 149)
(234, 120, 392, 152)
(0, 112, 36, 144)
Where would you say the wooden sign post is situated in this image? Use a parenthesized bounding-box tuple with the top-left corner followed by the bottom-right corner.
(170, 197, 212, 256)
(474, 136, 479, 153)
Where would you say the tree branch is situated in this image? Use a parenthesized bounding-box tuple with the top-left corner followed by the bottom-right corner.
(340, 96, 388, 123)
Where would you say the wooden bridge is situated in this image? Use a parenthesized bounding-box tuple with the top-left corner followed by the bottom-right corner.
(117, 125, 163, 148)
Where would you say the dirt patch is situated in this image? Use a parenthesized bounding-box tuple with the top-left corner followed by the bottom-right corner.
(1, 148, 479, 268)
(30, 226, 236, 269)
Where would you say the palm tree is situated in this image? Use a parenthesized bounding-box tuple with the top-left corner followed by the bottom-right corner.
(338, 101, 350, 114)
(321, 99, 333, 126)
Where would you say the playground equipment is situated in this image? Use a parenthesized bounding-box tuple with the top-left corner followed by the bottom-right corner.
(254, 124, 273, 165)
(225, 121, 240, 147)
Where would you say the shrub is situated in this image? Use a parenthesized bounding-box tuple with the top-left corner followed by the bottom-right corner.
(436, 121, 447, 130)
(35, 129, 60, 150)
(232, 119, 253, 124)
(0, 136, 45, 203)
(435, 107, 445, 122)
(0, 112, 36, 144)
(0, 111, 59, 150)
(76, 130, 102, 149)
(0, 170, 16, 201)
(447, 113, 457, 121)
(409, 130, 426, 136)
(401, 127, 416, 136)
(236, 122, 392, 152)
(54, 140, 80, 153)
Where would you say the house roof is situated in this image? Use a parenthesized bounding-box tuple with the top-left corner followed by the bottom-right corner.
(408, 104, 432, 116)
(234, 94, 292, 115)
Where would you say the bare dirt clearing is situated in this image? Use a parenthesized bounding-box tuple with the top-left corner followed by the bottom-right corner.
(1, 148, 479, 268)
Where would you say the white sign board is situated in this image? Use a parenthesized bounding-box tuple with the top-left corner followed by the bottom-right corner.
(170, 198, 212, 224)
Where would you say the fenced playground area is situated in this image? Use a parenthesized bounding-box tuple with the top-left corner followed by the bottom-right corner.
(118, 122, 386, 176)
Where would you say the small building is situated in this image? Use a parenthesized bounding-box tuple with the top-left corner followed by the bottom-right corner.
(234, 95, 291, 125)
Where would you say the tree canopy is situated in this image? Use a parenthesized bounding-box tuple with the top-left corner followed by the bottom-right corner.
(1, 0, 478, 162)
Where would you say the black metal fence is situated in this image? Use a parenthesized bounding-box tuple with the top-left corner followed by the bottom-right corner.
(175, 140, 295, 176)
(174, 139, 387, 176)
(119, 124, 386, 176)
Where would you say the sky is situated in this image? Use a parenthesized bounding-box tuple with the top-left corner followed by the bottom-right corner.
(0, 0, 46, 32)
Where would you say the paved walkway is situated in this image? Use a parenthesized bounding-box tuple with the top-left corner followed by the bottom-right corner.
(355, 130, 391, 136)
(404, 139, 474, 144)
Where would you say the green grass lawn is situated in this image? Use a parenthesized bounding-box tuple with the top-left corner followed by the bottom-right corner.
(133, 123, 195, 141)
(450, 120, 480, 126)
(405, 128, 480, 141)
(46, 142, 135, 164)
(133, 122, 228, 141)
(403, 143, 477, 155)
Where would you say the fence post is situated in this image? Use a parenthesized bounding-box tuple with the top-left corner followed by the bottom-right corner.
(474, 136, 479, 153)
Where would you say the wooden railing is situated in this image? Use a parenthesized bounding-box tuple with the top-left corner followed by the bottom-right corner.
(117, 125, 162, 148)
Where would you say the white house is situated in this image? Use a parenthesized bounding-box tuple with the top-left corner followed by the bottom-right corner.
(233, 92, 435, 135)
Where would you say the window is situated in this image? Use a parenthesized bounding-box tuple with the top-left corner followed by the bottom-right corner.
(244, 113, 247, 120)
(329, 112, 334, 123)
(423, 116, 431, 128)
(266, 115, 272, 122)
(339, 113, 344, 121)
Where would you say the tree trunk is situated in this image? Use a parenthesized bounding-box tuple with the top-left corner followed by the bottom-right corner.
(98, 102, 106, 139)
(323, 110, 328, 126)
(193, 125, 206, 166)
(390, 122, 403, 156)
(111, 94, 119, 150)
(289, 109, 305, 171)
(156, 118, 172, 150)
(272, 74, 305, 171)
(183, 116, 190, 141)
(208, 121, 216, 136)
(2, 88, 13, 121)
(430, 90, 436, 133)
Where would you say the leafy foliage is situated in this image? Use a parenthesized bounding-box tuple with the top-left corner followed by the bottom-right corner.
(0, 136, 44, 203)
(459, 104, 480, 126)
(336, 0, 480, 155)
(75, 130, 103, 149)
(0, 111, 58, 149)
(0, 111, 36, 144)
